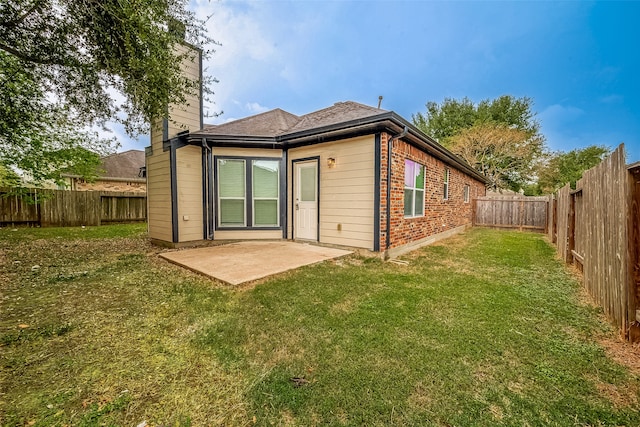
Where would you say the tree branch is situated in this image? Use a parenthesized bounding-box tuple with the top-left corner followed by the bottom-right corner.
(0, 0, 47, 32)
(0, 41, 60, 65)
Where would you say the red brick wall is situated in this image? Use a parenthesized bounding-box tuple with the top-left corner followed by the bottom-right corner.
(379, 132, 486, 250)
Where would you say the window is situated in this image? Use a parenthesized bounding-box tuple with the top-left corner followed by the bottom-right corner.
(443, 168, 450, 200)
(464, 184, 470, 203)
(218, 159, 246, 227)
(404, 159, 425, 217)
(217, 158, 280, 228)
(252, 160, 279, 226)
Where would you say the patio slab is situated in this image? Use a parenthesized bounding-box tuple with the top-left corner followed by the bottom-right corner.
(159, 241, 352, 285)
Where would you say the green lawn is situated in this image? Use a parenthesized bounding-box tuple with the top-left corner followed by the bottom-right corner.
(1, 225, 638, 426)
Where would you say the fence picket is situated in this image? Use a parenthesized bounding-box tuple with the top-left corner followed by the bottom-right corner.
(0, 189, 146, 227)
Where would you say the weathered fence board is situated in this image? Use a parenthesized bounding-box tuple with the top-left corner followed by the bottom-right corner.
(548, 144, 639, 341)
(473, 196, 548, 232)
(576, 147, 630, 337)
(0, 189, 146, 227)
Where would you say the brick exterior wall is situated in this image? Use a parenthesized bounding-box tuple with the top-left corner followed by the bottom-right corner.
(379, 132, 486, 250)
(72, 179, 147, 193)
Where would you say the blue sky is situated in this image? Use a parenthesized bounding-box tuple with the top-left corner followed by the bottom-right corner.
(120, 0, 640, 162)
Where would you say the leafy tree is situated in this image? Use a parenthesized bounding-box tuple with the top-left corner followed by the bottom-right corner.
(535, 145, 610, 194)
(412, 97, 477, 146)
(412, 95, 541, 148)
(0, 0, 216, 186)
(413, 95, 545, 191)
(448, 123, 545, 191)
(0, 163, 21, 187)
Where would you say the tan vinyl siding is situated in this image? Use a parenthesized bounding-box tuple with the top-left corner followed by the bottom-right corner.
(288, 135, 375, 250)
(167, 44, 201, 136)
(147, 43, 202, 244)
(176, 145, 204, 242)
(147, 149, 172, 242)
(214, 230, 282, 240)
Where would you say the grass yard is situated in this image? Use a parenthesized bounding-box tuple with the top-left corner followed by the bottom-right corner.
(1, 225, 639, 426)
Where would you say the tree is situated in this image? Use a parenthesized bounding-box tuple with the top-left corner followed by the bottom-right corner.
(412, 95, 541, 149)
(535, 145, 610, 194)
(413, 95, 545, 191)
(448, 123, 545, 191)
(0, 0, 216, 186)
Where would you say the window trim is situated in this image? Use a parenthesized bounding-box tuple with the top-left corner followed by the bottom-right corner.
(443, 167, 450, 201)
(404, 159, 426, 218)
(463, 184, 470, 203)
(215, 156, 283, 230)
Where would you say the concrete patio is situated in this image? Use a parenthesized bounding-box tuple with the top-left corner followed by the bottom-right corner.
(159, 241, 352, 285)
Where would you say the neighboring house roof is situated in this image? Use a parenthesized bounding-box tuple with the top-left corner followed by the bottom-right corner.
(99, 150, 145, 179)
(186, 101, 487, 183)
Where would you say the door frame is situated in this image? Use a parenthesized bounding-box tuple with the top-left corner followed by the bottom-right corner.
(291, 156, 320, 241)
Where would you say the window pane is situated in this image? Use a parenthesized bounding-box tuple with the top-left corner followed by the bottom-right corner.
(253, 160, 279, 198)
(404, 160, 414, 187)
(300, 167, 316, 201)
(414, 190, 424, 216)
(404, 189, 413, 216)
(218, 159, 245, 198)
(415, 165, 425, 189)
(220, 199, 244, 225)
(254, 200, 278, 226)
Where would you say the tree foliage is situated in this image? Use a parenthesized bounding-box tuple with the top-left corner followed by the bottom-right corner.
(0, 0, 216, 186)
(413, 95, 545, 191)
(412, 95, 541, 148)
(535, 145, 610, 194)
(448, 123, 545, 191)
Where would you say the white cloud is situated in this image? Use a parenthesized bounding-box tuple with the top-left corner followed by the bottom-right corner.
(539, 104, 585, 125)
(245, 102, 269, 114)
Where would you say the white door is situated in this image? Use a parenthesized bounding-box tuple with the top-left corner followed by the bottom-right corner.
(294, 160, 318, 240)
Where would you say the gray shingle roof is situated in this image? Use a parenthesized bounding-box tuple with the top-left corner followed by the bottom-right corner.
(200, 108, 301, 137)
(284, 101, 386, 134)
(199, 101, 384, 137)
(99, 150, 145, 178)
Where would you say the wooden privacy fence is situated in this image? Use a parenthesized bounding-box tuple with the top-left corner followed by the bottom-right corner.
(0, 188, 147, 227)
(473, 195, 548, 232)
(547, 144, 640, 341)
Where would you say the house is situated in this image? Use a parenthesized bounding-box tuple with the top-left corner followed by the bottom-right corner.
(146, 46, 486, 258)
(64, 150, 147, 193)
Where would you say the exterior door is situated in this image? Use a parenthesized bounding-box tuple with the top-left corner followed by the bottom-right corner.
(294, 160, 318, 240)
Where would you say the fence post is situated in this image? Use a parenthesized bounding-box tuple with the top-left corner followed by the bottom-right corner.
(471, 198, 477, 226)
(567, 193, 576, 264)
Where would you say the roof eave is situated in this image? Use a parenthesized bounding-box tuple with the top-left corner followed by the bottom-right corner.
(187, 133, 281, 149)
(279, 112, 487, 184)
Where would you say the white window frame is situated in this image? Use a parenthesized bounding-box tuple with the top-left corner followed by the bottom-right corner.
(443, 168, 450, 201)
(464, 184, 470, 203)
(404, 159, 426, 218)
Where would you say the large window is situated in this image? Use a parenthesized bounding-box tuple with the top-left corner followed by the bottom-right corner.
(443, 167, 450, 200)
(252, 160, 279, 226)
(218, 159, 246, 227)
(404, 159, 425, 218)
(217, 158, 280, 228)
